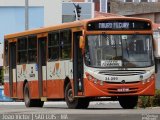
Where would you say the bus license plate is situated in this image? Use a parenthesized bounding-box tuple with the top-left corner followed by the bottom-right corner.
(117, 88, 129, 92)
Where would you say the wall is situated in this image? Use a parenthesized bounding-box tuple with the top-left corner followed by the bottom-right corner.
(44, 0, 62, 26)
(128, 13, 155, 21)
(155, 13, 160, 23)
(0, 0, 64, 41)
(0, 0, 63, 83)
(62, 2, 94, 22)
(110, 0, 160, 16)
(72, 0, 85, 2)
(0, 7, 44, 41)
(0, 0, 43, 6)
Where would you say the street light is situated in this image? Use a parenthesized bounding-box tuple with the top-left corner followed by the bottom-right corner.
(25, 0, 29, 30)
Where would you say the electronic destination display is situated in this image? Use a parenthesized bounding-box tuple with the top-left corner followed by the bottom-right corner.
(87, 20, 151, 31)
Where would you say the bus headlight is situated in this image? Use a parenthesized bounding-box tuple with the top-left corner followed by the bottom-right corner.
(142, 75, 154, 84)
(100, 81, 104, 86)
(94, 78, 98, 84)
(147, 79, 150, 83)
(142, 79, 147, 84)
(88, 75, 93, 80)
(86, 72, 104, 86)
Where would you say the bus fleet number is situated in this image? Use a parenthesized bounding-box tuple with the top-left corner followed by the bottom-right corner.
(105, 77, 118, 81)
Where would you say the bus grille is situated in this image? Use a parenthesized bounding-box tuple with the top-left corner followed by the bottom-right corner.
(105, 81, 140, 84)
(99, 70, 146, 76)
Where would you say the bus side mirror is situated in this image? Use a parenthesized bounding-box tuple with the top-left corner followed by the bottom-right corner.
(79, 36, 84, 49)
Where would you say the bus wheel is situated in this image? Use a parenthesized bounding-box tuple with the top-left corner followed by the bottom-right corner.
(34, 99, 44, 107)
(24, 83, 44, 107)
(24, 83, 33, 107)
(65, 82, 79, 109)
(65, 82, 90, 109)
(118, 96, 138, 109)
(79, 98, 90, 109)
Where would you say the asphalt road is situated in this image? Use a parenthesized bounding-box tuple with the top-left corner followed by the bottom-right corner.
(0, 102, 160, 120)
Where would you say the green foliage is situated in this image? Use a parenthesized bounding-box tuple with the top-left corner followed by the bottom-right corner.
(152, 90, 160, 107)
(138, 90, 160, 108)
(0, 68, 4, 85)
(138, 96, 151, 108)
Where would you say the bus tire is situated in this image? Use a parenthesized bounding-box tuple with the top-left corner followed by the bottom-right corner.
(79, 98, 90, 109)
(118, 96, 138, 109)
(65, 82, 80, 109)
(65, 82, 90, 109)
(34, 99, 44, 107)
(24, 83, 34, 107)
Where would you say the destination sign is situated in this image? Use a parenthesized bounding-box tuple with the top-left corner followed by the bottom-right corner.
(101, 60, 122, 67)
(87, 20, 151, 31)
(99, 22, 129, 29)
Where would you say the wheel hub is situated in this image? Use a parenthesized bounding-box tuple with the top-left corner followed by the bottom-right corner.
(67, 89, 74, 102)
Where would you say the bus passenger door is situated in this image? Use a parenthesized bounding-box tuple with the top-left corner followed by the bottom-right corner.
(9, 42, 17, 98)
(73, 32, 84, 96)
(38, 36, 47, 100)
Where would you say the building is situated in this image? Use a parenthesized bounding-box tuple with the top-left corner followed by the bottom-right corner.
(62, 2, 94, 22)
(0, 0, 94, 84)
(65, 0, 109, 12)
(121, 0, 160, 2)
(0, 0, 95, 44)
(109, 0, 160, 26)
(0, 0, 62, 84)
(0, 0, 64, 44)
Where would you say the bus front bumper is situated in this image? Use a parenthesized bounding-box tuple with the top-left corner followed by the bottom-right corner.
(84, 76, 155, 97)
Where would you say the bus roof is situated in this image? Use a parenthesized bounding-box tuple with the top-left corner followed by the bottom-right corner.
(4, 16, 152, 39)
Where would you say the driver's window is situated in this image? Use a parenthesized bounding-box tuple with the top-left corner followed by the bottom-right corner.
(102, 35, 116, 60)
(136, 40, 144, 53)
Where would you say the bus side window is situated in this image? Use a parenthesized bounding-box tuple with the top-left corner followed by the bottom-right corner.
(17, 37, 28, 64)
(28, 36, 37, 63)
(48, 31, 60, 61)
(60, 30, 71, 59)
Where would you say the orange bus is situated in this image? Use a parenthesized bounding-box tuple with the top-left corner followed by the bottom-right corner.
(4, 17, 156, 109)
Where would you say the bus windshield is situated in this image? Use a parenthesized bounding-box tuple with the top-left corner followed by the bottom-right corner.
(85, 34, 154, 68)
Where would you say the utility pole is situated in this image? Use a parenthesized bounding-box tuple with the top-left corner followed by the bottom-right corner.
(25, 0, 29, 30)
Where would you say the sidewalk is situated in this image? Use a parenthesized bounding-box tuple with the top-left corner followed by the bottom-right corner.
(0, 101, 119, 105)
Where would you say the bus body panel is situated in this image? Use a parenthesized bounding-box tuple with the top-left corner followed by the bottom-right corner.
(17, 64, 39, 99)
(3, 17, 155, 106)
(4, 67, 10, 97)
(84, 77, 155, 97)
(17, 81, 24, 99)
(4, 82, 10, 97)
(46, 60, 73, 99)
(84, 65, 155, 97)
(46, 80, 64, 99)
